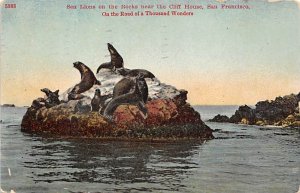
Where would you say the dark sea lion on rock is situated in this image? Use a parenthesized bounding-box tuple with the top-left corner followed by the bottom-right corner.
(91, 89, 102, 111)
(126, 69, 155, 79)
(108, 43, 124, 69)
(97, 43, 124, 73)
(103, 74, 148, 122)
(40, 88, 60, 108)
(68, 61, 101, 100)
(31, 97, 46, 109)
(91, 89, 113, 112)
(136, 75, 148, 103)
(117, 68, 155, 79)
(41, 88, 56, 96)
(112, 75, 148, 103)
(112, 77, 135, 98)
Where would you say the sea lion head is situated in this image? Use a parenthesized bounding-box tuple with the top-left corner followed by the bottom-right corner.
(73, 61, 84, 70)
(41, 88, 51, 95)
(107, 43, 124, 69)
(41, 88, 59, 98)
(107, 43, 116, 54)
(73, 61, 91, 76)
(95, 89, 101, 96)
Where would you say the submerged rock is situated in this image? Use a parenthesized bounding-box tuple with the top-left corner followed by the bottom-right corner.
(21, 70, 213, 140)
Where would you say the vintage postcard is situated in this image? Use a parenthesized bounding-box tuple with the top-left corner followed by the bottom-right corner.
(0, 0, 299, 192)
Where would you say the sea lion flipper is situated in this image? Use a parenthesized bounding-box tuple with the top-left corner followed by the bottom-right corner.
(104, 114, 114, 123)
(137, 101, 148, 119)
(97, 62, 113, 73)
(96, 65, 102, 74)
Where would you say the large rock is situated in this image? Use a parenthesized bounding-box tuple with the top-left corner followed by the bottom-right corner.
(21, 70, 213, 140)
(229, 105, 256, 124)
(210, 92, 300, 128)
(255, 94, 300, 124)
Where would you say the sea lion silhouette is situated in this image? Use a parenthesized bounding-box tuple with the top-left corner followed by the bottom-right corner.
(103, 74, 148, 122)
(68, 61, 101, 100)
(40, 88, 60, 108)
(117, 68, 155, 79)
(97, 43, 124, 73)
(91, 89, 112, 112)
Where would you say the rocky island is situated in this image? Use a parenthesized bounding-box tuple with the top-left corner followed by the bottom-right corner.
(209, 93, 300, 128)
(21, 44, 213, 140)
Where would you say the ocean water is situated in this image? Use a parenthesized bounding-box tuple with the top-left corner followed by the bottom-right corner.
(0, 106, 299, 193)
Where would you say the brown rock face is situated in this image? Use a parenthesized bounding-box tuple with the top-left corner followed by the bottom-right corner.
(21, 98, 213, 140)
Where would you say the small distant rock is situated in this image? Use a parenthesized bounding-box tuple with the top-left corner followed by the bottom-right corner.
(208, 114, 230, 122)
(1, 104, 15, 107)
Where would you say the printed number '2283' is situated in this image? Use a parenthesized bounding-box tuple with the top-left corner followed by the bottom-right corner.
(5, 4, 17, 8)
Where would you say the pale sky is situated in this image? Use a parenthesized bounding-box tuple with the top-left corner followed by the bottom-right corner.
(1, 0, 300, 106)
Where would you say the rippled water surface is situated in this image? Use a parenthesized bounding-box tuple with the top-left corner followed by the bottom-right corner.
(1, 106, 299, 193)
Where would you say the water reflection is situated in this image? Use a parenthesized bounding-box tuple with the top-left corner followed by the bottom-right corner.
(2, 107, 299, 193)
(23, 138, 203, 192)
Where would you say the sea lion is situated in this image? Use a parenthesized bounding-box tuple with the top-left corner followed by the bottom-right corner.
(31, 97, 46, 109)
(117, 68, 155, 79)
(91, 89, 113, 112)
(112, 77, 135, 98)
(40, 88, 60, 108)
(91, 89, 102, 111)
(136, 76, 148, 103)
(112, 75, 148, 103)
(97, 43, 124, 73)
(103, 74, 148, 122)
(68, 61, 101, 100)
